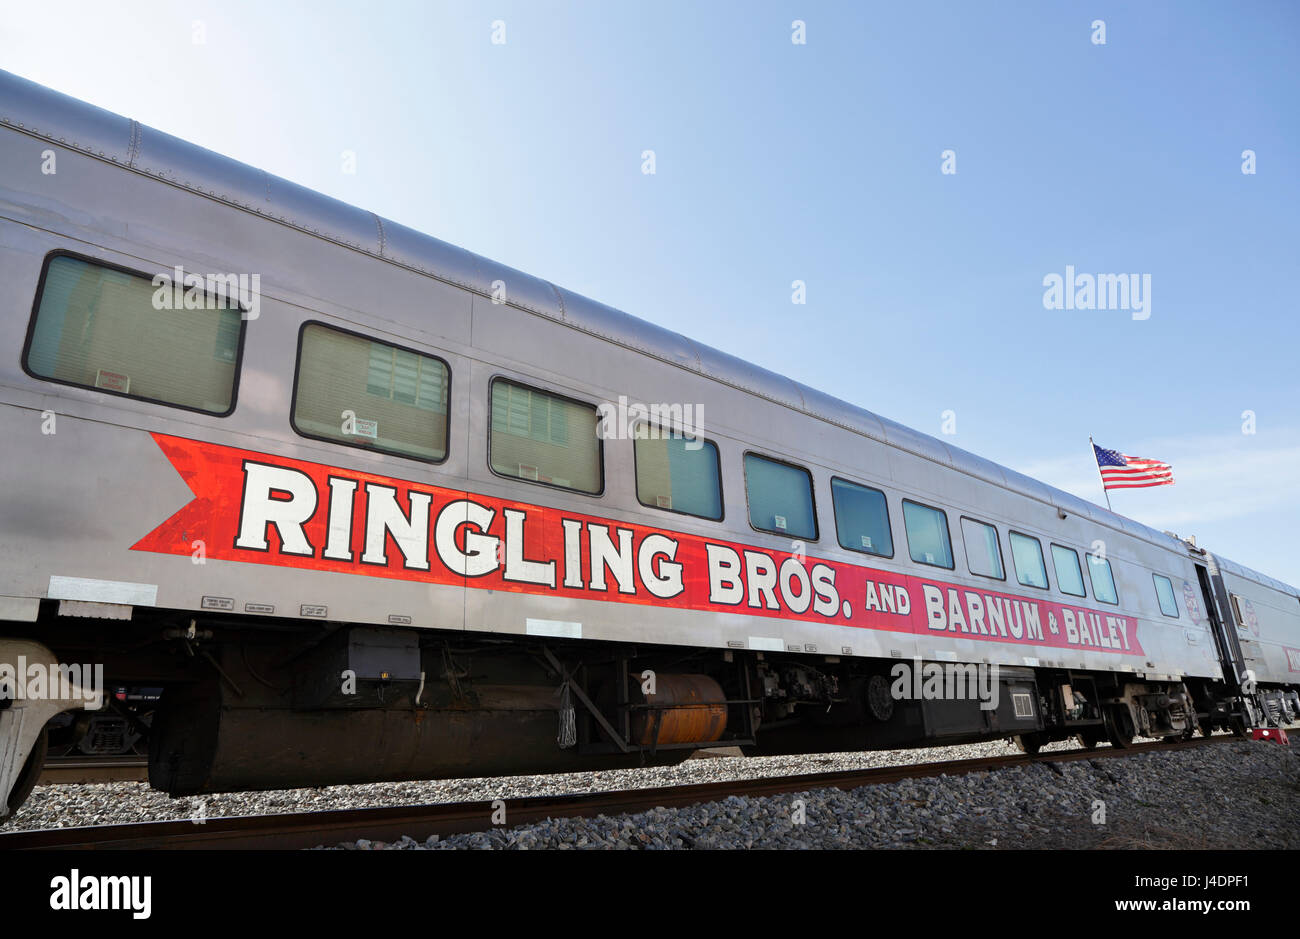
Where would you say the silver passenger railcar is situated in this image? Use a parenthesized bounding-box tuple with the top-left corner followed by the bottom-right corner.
(1, 70, 1295, 817)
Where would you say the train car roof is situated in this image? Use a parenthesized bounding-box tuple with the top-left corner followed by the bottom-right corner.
(3, 67, 1295, 596)
(1213, 553, 1300, 600)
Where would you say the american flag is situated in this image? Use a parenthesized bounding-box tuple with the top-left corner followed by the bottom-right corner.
(1093, 443, 1174, 490)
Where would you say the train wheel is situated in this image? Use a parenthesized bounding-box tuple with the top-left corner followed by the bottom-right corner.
(4, 726, 47, 820)
(1230, 714, 1249, 738)
(1104, 707, 1134, 749)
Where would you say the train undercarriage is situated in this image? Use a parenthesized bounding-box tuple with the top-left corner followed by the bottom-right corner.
(3, 604, 1296, 819)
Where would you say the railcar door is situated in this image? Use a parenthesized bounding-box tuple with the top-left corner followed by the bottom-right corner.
(1195, 560, 1248, 692)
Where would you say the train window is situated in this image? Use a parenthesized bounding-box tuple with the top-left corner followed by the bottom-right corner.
(902, 500, 954, 569)
(489, 378, 602, 494)
(1051, 545, 1086, 597)
(1009, 531, 1049, 589)
(743, 453, 817, 539)
(633, 426, 722, 520)
(1086, 554, 1118, 604)
(1153, 574, 1179, 617)
(831, 478, 893, 557)
(293, 323, 449, 462)
(960, 517, 1005, 579)
(24, 253, 244, 415)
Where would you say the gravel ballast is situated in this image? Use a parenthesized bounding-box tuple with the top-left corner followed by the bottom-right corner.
(332, 737, 1300, 850)
(10, 733, 1299, 849)
(12, 736, 1054, 830)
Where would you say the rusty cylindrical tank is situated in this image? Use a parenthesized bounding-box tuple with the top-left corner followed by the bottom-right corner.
(629, 673, 728, 746)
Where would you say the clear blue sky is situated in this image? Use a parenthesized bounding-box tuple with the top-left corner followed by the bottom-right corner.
(4, 1, 1298, 582)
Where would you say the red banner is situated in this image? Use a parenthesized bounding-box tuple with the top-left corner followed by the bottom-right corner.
(132, 433, 1144, 656)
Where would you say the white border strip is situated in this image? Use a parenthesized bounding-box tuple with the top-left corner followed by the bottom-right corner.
(525, 618, 582, 639)
(48, 575, 157, 607)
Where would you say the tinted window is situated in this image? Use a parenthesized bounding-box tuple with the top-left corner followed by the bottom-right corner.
(903, 500, 953, 569)
(961, 517, 1005, 579)
(634, 427, 722, 520)
(1086, 554, 1118, 604)
(1009, 532, 1049, 589)
(744, 454, 816, 539)
(294, 323, 449, 462)
(1051, 545, 1086, 597)
(490, 379, 601, 493)
(26, 254, 243, 414)
(1153, 574, 1179, 617)
(831, 478, 892, 556)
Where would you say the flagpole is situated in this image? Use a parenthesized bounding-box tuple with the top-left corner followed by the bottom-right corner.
(1090, 436, 1113, 511)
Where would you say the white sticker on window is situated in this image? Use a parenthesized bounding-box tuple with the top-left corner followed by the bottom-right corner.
(95, 369, 130, 393)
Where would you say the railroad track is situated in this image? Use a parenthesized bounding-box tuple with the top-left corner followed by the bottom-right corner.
(1, 735, 1236, 850)
(37, 757, 149, 786)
